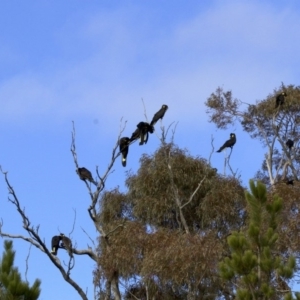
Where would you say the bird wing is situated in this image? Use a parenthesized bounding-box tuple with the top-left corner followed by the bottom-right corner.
(150, 109, 164, 126)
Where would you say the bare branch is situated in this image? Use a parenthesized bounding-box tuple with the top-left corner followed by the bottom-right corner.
(0, 232, 43, 251)
(274, 156, 285, 182)
(226, 148, 238, 178)
(72, 248, 97, 262)
(181, 176, 206, 210)
(70, 121, 80, 170)
(169, 122, 178, 144)
(0, 166, 88, 300)
(209, 135, 215, 165)
(62, 255, 75, 277)
(80, 226, 96, 248)
(70, 208, 77, 236)
(154, 118, 176, 145)
(25, 243, 32, 283)
(164, 147, 190, 234)
(141, 98, 150, 123)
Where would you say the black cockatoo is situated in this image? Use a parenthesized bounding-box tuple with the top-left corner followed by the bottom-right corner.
(76, 167, 97, 185)
(60, 233, 73, 257)
(150, 104, 168, 126)
(119, 137, 130, 167)
(275, 92, 287, 108)
(130, 122, 154, 145)
(51, 235, 62, 255)
(286, 139, 294, 149)
(216, 133, 236, 153)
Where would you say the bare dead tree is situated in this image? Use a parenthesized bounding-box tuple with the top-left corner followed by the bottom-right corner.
(0, 118, 129, 300)
(71, 121, 129, 300)
(70, 121, 124, 238)
(0, 166, 90, 300)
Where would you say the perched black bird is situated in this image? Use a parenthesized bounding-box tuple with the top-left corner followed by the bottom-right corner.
(286, 179, 294, 185)
(76, 167, 97, 185)
(119, 137, 130, 167)
(286, 139, 294, 149)
(150, 104, 168, 126)
(275, 92, 287, 108)
(130, 122, 154, 145)
(60, 233, 73, 257)
(51, 235, 62, 255)
(216, 133, 236, 153)
(130, 128, 140, 142)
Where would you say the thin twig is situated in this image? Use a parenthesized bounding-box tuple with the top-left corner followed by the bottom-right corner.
(209, 135, 215, 165)
(0, 166, 88, 300)
(141, 98, 149, 123)
(25, 243, 32, 283)
(70, 208, 77, 236)
(80, 226, 96, 247)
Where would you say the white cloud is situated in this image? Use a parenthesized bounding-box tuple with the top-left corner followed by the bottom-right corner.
(0, 1, 299, 133)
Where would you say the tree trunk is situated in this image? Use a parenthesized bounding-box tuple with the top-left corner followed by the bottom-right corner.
(111, 272, 121, 300)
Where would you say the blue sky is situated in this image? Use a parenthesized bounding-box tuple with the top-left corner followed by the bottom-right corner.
(0, 1, 300, 299)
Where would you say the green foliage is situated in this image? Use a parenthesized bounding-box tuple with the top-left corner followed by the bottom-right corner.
(206, 84, 300, 188)
(125, 143, 245, 232)
(94, 83, 300, 299)
(96, 143, 246, 299)
(0, 240, 41, 300)
(219, 180, 297, 299)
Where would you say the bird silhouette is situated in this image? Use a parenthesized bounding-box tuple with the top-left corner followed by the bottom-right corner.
(119, 137, 130, 167)
(76, 167, 97, 185)
(286, 139, 294, 149)
(51, 235, 62, 255)
(216, 133, 236, 152)
(275, 92, 287, 108)
(150, 104, 168, 126)
(130, 122, 154, 145)
(60, 233, 73, 257)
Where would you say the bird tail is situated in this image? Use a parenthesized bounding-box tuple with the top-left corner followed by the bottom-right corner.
(139, 134, 145, 145)
(62, 244, 73, 257)
(122, 155, 126, 167)
(144, 132, 149, 144)
(51, 248, 57, 255)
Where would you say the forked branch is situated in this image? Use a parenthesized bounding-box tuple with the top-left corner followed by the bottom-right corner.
(70, 121, 127, 240)
(0, 166, 89, 300)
